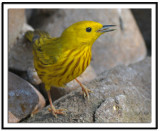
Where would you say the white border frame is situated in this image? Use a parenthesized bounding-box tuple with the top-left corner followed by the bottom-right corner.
(2, 2, 157, 129)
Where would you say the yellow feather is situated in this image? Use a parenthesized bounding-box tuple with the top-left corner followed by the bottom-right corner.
(25, 21, 104, 91)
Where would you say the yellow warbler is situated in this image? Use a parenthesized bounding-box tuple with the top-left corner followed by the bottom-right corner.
(25, 21, 115, 117)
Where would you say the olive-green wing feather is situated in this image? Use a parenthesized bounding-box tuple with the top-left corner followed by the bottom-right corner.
(25, 30, 62, 65)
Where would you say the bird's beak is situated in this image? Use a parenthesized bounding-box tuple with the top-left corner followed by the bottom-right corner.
(97, 25, 116, 33)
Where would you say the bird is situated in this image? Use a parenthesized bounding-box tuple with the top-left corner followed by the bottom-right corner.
(25, 21, 115, 117)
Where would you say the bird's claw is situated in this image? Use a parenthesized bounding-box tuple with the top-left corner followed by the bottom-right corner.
(82, 86, 93, 100)
(48, 108, 67, 118)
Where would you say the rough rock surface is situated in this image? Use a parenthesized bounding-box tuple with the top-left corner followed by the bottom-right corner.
(27, 9, 147, 74)
(23, 57, 151, 123)
(27, 67, 42, 85)
(9, 23, 34, 71)
(8, 72, 46, 123)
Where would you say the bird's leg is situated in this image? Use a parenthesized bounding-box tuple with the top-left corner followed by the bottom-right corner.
(75, 78, 92, 99)
(47, 90, 67, 117)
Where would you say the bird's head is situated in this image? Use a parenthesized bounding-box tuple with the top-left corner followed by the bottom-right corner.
(60, 21, 116, 47)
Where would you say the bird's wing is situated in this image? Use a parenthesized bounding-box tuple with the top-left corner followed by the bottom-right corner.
(25, 30, 51, 42)
(33, 37, 62, 65)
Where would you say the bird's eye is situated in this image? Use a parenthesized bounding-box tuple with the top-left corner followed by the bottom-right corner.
(86, 27, 92, 32)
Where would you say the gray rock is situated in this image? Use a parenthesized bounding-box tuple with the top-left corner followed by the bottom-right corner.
(23, 57, 151, 123)
(27, 9, 146, 74)
(27, 67, 42, 85)
(8, 23, 34, 71)
(8, 72, 46, 123)
(95, 95, 127, 122)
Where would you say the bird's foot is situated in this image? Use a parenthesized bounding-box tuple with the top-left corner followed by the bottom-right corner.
(48, 107, 67, 118)
(75, 78, 93, 99)
(82, 85, 93, 99)
(47, 90, 67, 118)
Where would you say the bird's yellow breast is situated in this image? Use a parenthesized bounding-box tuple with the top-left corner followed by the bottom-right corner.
(34, 45, 91, 89)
